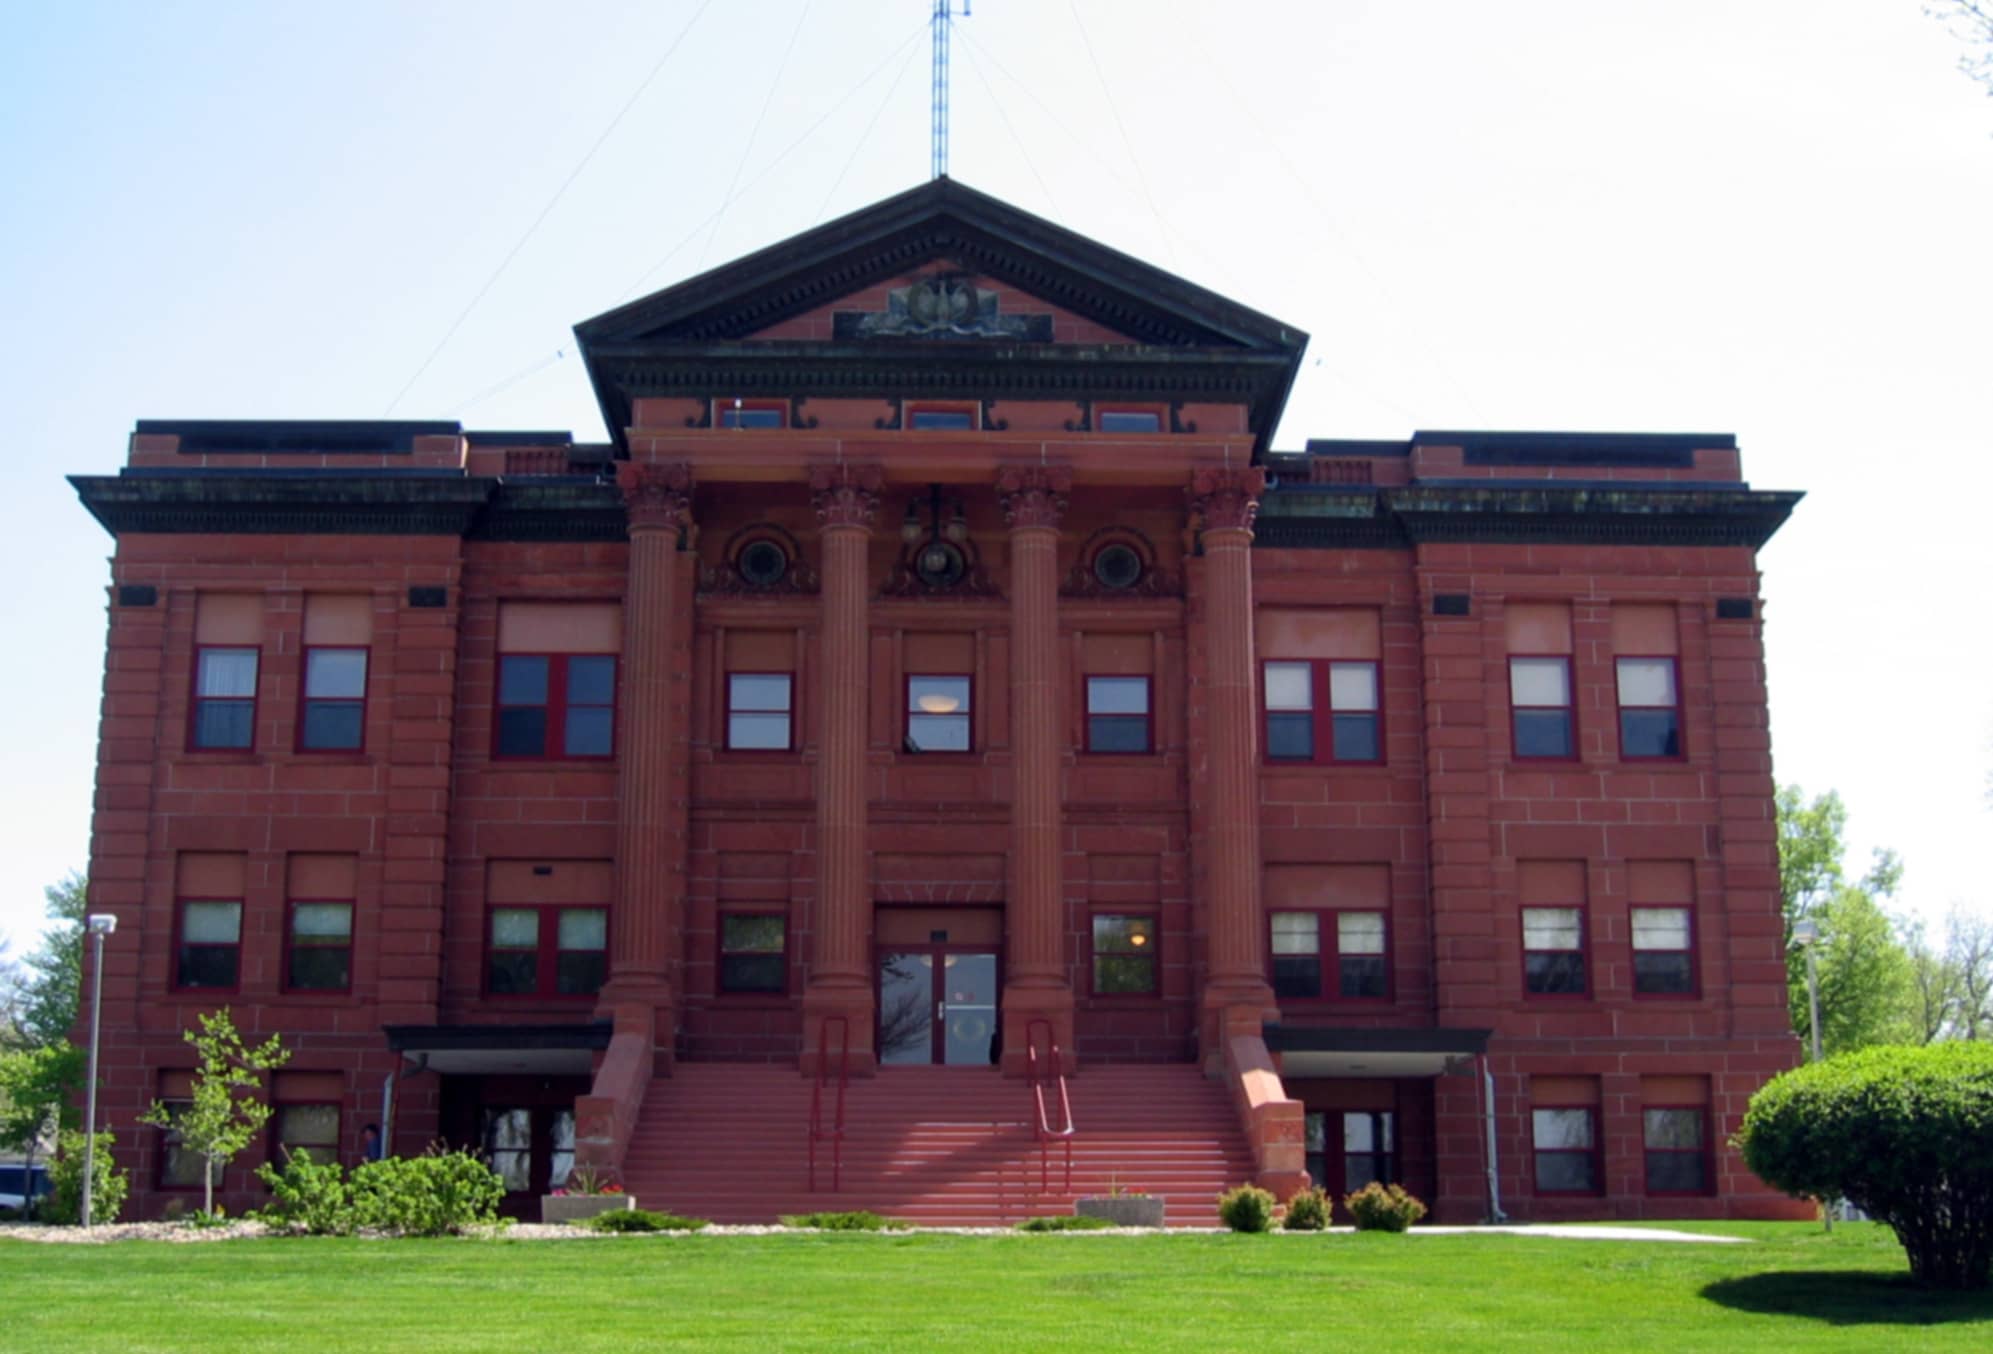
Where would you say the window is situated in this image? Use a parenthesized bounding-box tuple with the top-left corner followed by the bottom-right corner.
(1269, 910, 1390, 1000)
(1097, 407, 1161, 433)
(727, 673, 794, 750)
(496, 654, 617, 758)
(1343, 1111, 1396, 1190)
(1522, 907, 1586, 996)
(1509, 657, 1574, 759)
(286, 902, 353, 992)
(300, 648, 367, 751)
(1631, 906, 1695, 995)
(273, 1104, 341, 1167)
(1617, 657, 1681, 758)
(1263, 660, 1381, 763)
(716, 399, 785, 429)
(487, 906, 608, 998)
(1091, 914, 1157, 995)
(1532, 1107, 1600, 1194)
(177, 900, 242, 990)
(719, 914, 787, 994)
(154, 1099, 208, 1190)
(1643, 1108, 1709, 1194)
(905, 675, 971, 752)
(192, 647, 258, 749)
(1085, 677, 1151, 753)
(905, 402, 977, 431)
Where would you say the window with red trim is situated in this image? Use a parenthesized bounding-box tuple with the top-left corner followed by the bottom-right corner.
(1532, 1107, 1600, 1194)
(1642, 1107, 1710, 1194)
(1522, 906, 1586, 996)
(1616, 656, 1682, 758)
(905, 674, 971, 752)
(176, 899, 242, 990)
(716, 398, 786, 429)
(726, 673, 793, 751)
(286, 900, 353, 993)
(1269, 909, 1389, 1000)
(300, 647, 367, 751)
(1091, 914, 1157, 995)
(1085, 676, 1151, 753)
(1263, 660, 1380, 763)
(904, 402, 978, 431)
(272, 1103, 341, 1168)
(719, 914, 786, 994)
(191, 647, 258, 750)
(1095, 406, 1162, 433)
(487, 906, 608, 998)
(154, 1100, 209, 1190)
(1509, 656, 1574, 759)
(1631, 906, 1696, 996)
(495, 654, 616, 758)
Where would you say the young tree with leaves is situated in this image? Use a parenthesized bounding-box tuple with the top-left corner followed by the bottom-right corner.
(0, 1042, 82, 1217)
(4, 873, 86, 1052)
(139, 1009, 289, 1216)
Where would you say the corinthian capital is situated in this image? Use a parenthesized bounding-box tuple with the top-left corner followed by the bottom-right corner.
(618, 462, 694, 535)
(1187, 467, 1267, 536)
(809, 463, 885, 530)
(995, 465, 1072, 531)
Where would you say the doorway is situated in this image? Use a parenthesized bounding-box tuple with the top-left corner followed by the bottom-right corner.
(877, 949, 1001, 1066)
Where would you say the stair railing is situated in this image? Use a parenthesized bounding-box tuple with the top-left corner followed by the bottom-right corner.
(807, 1016, 850, 1193)
(1024, 1018, 1075, 1193)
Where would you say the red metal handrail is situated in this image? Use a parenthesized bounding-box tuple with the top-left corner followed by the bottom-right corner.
(1024, 1018, 1074, 1193)
(807, 1016, 850, 1193)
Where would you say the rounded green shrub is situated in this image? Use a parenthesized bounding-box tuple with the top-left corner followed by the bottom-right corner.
(1016, 1214, 1117, 1232)
(1738, 1042, 1993, 1290)
(1216, 1184, 1276, 1233)
(778, 1210, 910, 1231)
(254, 1148, 355, 1235)
(1344, 1181, 1426, 1232)
(1281, 1187, 1328, 1231)
(350, 1148, 505, 1236)
(587, 1208, 709, 1233)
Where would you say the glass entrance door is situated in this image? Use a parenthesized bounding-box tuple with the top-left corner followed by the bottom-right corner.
(876, 948, 999, 1065)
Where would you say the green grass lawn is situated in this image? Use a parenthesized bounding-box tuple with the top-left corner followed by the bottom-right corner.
(2, 1222, 1987, 1352)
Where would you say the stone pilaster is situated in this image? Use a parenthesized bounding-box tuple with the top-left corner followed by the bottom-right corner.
(996, 465, 1075, 1074)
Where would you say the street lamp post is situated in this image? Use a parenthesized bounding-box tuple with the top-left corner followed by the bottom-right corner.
(80, 913, 117, 1229)
(1791, 918, 1823, 1063)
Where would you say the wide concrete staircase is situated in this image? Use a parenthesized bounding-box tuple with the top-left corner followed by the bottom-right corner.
(618, 1062, 1255, 1227)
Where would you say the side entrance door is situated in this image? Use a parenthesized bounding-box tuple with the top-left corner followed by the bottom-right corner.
(877, 948, 1000, 1066)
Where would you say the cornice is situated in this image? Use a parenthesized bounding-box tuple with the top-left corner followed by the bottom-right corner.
(70, 474, 494, 537)
(1253, 486, 1802, 550)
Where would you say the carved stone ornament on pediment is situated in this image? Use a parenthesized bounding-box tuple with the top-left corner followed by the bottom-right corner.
(834, 273, 1055, 342)
(697, 523, 820, 597)
(1060, 526, 1183, 599)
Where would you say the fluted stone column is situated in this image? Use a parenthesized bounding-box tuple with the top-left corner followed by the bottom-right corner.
(802, 463, 884, 1075)
(601, 462, 694, 1060)
(1188, 467, 1280, 1068)
(996, 466, 1075, 1075)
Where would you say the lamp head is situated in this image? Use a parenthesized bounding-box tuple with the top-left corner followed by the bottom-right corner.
(86, 914, 117, 936)
(1791, 918, 1819, 948)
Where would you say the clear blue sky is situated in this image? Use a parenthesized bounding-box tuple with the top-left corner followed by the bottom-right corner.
(2, 1, 1988, 953)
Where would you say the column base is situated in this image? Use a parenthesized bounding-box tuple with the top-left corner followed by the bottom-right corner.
(999, 983, 1075, 1078)
(1198, 980, 1279, 1077)
(593, 985, 676, 1075)
(801, 982, 876, 1079)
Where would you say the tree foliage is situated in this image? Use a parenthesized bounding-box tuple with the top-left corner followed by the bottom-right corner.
(139, 1008, 289, 1216)
(1930, 2, 1993, 99)
(0, 1042, 83, 1215)
(1738, 1042, 1993, 1289)
(3, 873, 86, 1052)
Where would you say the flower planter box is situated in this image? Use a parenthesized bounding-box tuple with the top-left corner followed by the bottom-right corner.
(541, 1195, 635, 1226)
(1075, 1196, 1165, 1228)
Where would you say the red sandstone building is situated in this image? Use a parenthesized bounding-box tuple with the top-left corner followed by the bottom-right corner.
(71, 180, 1805, 1224)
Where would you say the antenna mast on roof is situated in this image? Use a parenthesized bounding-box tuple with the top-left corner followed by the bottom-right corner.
(932, 1, 970, 179)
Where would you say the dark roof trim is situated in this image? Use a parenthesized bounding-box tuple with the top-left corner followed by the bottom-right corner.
(1263, 1025, 1491, 1056)
(1255, 485, 1801, 550)
(472, 481, 629, 542)
(1300, 438, 1414, 458)
(465, 430, 574, 447)
(383, 1022, 613, 1053)
(70, 473, 495, 537)
(136, 420, 460, 454)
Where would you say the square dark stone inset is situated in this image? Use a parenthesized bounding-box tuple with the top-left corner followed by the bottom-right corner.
(117, 584, 158, 607)
(408, 586, 448, 609)
(1716, 597, 1754, 620)
(1433, 593, 1471, 617)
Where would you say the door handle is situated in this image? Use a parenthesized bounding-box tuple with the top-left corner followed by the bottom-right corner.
(936, 1000, 945, 1021)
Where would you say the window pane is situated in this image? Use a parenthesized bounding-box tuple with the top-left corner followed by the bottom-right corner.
(289, 946, 350, 992)
(1087, 677, 1149, 715)
(491, 909, 538, 948)
(1646, 1151, 1706, 1193)
(1522, 907, 1582, 950)
(1379, 1112, 1395, 1152)
(1093, 953, 1156, 995)
(909, 409, 973, 430)
(1098, 410, 1161, 432)
(906, 714, 969, 752)
(563, 706, 613, 756)
(1092, 915, 1154, 954)
(293, 903, 352, 939)
(1270, 912, 1319, 955)
(487, 950, 537, 995)
(198, 649, 259, 698)
(566, 656, 616, 706)
(183, 901, 241, 944)
(301, 702, 364, 750)
(1343, 1113, 1375, 1153)
(908, 676, 971, 713)
(178, 945, 238, 989)
(1634, 952, 1695, 995)
(1339, 955, 1389, 999)
(1526, 950, 1587, 995)
(729, 713, 792, 750)
(729, 674, 792, 712)
(1509, 657, 1570, 706)
(498, 655, 549, 705)
(1305, 1112, 1327, 1154)
(1088, 716, 1149, 754)
(557, 909, 607, 951)
(1631, 907, 1691, 951)
(1328, 662, 1378, 712)
(1345, 1155, 1380, 1191)
(1621, 709, 1681, 758)
(721, 407, 783, 429)
(1264, 663, 1313, 711)
(1535, 1152, 1597, 1193)
(1266, 712, 1314, 760)
(194, 701, 254, 749)
(280, 1105, 340, 1150)
(1616, 658, 1676, 706)
(305, 649, 367, 699)
(1533, 1108, 1594, 1150)
(1513, 710, 1573, 758)
(720, 953, 786, 993)
(1643, 1109, 1703, 1150)
(1331, 714, 1379, 761)
(1338, 912, 1387, 956)
(1272, 956, 1322, 1000)
(556, 950, 606, 996)
(496, 707, 547, 756)
(722, 914, 785, 954)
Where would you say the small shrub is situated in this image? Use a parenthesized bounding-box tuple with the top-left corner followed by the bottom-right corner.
(1216, 1184, 1276, 1233)
(586, 1208, 708, 1233)
(44, 1131, 128, 1226)
(778, 1210, 910, 1231)
(185, 1207, 232, 1230)
(1016, 1214, 1117, 1232)
(254, 1148, 355, 1235)
(1281, 1187, 1329, 1231)
(1345, 1181, 1426, 1232)
(556, 1163, 623, 1196)
(350, 1147, 505, 1237)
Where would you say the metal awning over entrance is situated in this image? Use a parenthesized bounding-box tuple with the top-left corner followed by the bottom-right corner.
(383, 1022, 611, 1077)
(1265, 1024, 1491, 1079)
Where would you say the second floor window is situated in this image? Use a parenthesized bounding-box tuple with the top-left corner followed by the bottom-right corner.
(1617, 657, 1682, 758)
(1085, 677, 1151, 753)
(1522, 907, 1586, 996)
(192, 647, 258, 750)
(177, 899, 242, 990)
(287, 902, 354, 993)
(496, 655, 616, 758)
(1509, 657, 1574, 759)
(1264, 660, 1381, 763)
(300, 648, 367, 751)
(726, 674, 793, 751)
(905, 675, 971, 752)
(1631, 906, 1695, 995)
(1270, 910, 1389, 1000)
